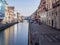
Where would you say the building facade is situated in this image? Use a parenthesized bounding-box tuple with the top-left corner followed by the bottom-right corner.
(1, 1, 8, 24)
(7, 6, 15, 23)
(37, 0, 47, 23)
(46, 0, 60, 29)
(0, 0, 6, 22)
(2, 4, 15, 23)
(30, 10, 38, 20)
(37, 0, 60, 29)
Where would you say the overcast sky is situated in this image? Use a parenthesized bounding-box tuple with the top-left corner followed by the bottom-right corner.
(7, 0, 40, 16)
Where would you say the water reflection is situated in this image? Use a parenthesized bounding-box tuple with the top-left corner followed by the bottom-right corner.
(4, 28, 9, 45)
(0, 20, 29, 45)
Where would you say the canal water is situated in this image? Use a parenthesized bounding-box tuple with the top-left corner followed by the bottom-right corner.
(0, 20, 29, 45)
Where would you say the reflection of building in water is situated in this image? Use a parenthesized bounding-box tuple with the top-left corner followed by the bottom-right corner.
(4, 26, 14, 45)
(0, 32, 5, 45)
(0, 21, 28, 45)
(4, 28, 10, 45)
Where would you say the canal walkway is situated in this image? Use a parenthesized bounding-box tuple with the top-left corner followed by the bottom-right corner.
(29, 22, 60, 45)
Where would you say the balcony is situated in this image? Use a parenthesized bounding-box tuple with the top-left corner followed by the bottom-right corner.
(52, 0, 60, 8)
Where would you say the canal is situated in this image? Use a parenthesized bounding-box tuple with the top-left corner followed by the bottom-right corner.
(0, 20, 29, 45)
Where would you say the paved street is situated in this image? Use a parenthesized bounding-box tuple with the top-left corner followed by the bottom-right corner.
(29, 22, 60, 45)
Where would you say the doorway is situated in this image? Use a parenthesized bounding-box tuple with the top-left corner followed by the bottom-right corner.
(52, 20, 53, 27)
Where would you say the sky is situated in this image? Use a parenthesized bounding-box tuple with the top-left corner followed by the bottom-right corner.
(7, 0, 40, 16)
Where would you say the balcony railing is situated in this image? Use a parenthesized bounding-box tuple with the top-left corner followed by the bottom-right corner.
(52, 0, 60, 8)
